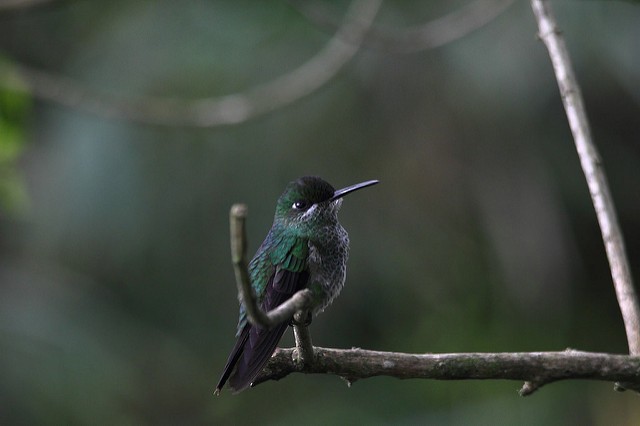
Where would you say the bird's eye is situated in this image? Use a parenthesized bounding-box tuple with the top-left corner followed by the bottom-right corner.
(293, 200, 309, 210)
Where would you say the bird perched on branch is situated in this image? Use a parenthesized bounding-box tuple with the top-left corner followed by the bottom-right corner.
(215, 176, 378, 394)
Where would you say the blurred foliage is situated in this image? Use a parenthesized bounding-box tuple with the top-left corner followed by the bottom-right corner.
(0, 63, 30, 216)
(1, 0, 640, 425)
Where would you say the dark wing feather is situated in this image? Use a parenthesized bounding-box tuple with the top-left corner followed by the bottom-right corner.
(215, 266, 309, 394)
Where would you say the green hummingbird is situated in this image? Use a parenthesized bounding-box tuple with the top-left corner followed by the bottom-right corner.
(215, 176, 379, 394)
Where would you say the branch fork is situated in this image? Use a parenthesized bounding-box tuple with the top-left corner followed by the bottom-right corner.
(531, 0, 640, 360)
(223, 0, 640, 398)
(229, 203, 640, 395)
(230, 204, 315, 361)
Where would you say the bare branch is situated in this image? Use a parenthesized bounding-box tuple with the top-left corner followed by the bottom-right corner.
(531, 0, 640, 356)
(0, 0, 381, 127)
(229, 204, 269, 327)
(229, 204, 314, 329)
(224, 2, 640, 398)
(253, 347, 640, 395)
(292, 311, 314, 365)
(291, 0, 515, 53)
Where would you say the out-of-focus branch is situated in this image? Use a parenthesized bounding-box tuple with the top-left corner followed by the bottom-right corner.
(254, 347, 640, 396)
(531, 0, 640, 358)
(290, 0, 514, 53)
(230, 204, 313, 329)
(0, 0, 56, 11)
(0, 0, 382, 127)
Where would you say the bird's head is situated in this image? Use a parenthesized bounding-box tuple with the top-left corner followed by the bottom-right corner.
(273, 176, 378, 235)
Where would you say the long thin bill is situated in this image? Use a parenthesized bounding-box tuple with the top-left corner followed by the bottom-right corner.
(330, 180, 379, 201)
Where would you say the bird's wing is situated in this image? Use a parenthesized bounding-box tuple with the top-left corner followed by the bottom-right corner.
(216, 237, 309, 394)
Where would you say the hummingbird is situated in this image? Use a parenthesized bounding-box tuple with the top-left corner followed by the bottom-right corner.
(215, 176, 378, 394)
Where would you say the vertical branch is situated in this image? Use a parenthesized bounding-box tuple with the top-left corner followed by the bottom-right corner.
(531, 0, 640, 355)
(293, 311, 315, 365)
(230, 204, 271, 327)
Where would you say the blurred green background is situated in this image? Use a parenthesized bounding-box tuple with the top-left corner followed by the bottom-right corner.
(1, 0, 640, 424)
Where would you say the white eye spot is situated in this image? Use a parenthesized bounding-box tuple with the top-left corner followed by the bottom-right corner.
(293, 200, 310, 210)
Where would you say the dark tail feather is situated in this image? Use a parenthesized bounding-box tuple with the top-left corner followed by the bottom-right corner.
(215, 325, 250, 395)
(214, 321, 289, 394)
(228, 321, 289, 393)
(216, 267, 309, 394)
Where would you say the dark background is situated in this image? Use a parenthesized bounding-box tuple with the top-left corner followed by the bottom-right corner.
(1, 1, 640, 424)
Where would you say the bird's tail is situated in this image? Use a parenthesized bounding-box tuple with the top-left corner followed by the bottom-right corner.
(214, 325, 249, 395)
(215, 321, 289, 394)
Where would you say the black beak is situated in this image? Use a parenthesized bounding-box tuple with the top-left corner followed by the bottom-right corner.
(329, 180, 379, 202)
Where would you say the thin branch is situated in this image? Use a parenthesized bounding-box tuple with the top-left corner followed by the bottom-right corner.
(229, 204, 268, 327)
(531, 0, 640, 356)
(230, 204, 313, 329)
(0, 0, 381, 127)
(293, 311, 314, 365)
(290, 0, 514, 53)
(253, 347, 640, 395)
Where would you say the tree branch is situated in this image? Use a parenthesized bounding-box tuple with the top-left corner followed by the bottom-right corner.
(531, 0, 640, 356)
(290, 0, 514, 53)
(0, 0, 381, 127)
(252, 347, 640, 396)
(231, 201, 640, 395)
(293, 311, 314, 365)
(229, 204, 313, 329)
(222, 1, 640, 397)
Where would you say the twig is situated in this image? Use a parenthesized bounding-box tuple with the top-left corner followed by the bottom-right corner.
(229, 204, 269, 327)
(290, 0, 514, 53)
(253, 347, 640, 395)
(0, 0, 381, 127)
(293, 311, 314, 365)
(230, 204, 313, 329)
(531, 0, 640, 356)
